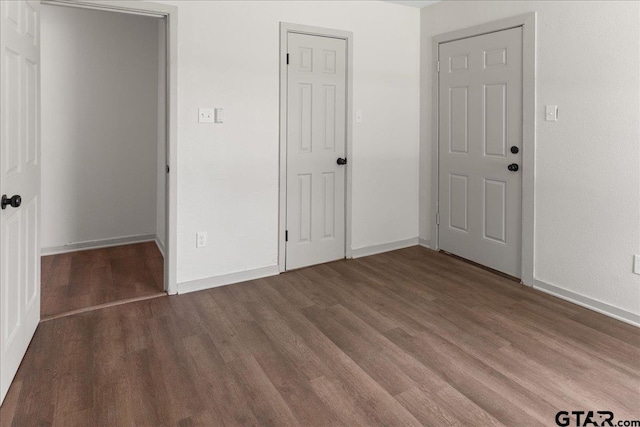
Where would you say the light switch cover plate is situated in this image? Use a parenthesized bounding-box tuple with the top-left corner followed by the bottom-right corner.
(215, 108, 224, 123)
(199, 108, 215, 123)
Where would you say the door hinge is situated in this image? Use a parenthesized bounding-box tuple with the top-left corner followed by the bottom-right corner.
(285, 230, 288, 242)
(286, 53, 289, 65)
(436, 61, 440, 73)
(166, 165, 170, 173)
(436, 213, 440, 225)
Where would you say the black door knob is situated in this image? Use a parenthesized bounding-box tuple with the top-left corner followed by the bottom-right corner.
(511, 146, 519, 154)
(507, 163, 519, 172)
(337, 158, 347, 165)
(1, 195, 22, 210)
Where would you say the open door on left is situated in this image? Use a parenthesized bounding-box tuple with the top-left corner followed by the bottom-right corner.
(0, 0, 41, 404)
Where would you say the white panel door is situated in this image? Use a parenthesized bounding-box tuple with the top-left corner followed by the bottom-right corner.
(0, 0, 41, 404)
(286, 33, 346, 270)
(438, 27, 522, 277)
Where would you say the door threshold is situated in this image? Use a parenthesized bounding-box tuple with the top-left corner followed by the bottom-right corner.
(439, 250, 521, 283)
(40, 292, 167, 322)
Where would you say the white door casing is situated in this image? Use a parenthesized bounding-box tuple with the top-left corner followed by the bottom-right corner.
(0, 0, 41, 404)
(438, 27, 523, 277)
(285, 32, 347, 270)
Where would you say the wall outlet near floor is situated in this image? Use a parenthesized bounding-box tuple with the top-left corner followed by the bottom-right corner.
(196, 232, 208, 248)
(634, 255, 640, 275)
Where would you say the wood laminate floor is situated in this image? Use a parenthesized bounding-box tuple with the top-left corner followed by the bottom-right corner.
(2, 247, 639, 426)
(41, 242, 165, 318)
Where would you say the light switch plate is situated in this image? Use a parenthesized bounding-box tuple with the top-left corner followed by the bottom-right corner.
(199, 108, 215, 124)
(545, 105, 558, 122)
(355, 110, 363, 123)
(215, 108, 224, 123)
(633, 255, 640, 275)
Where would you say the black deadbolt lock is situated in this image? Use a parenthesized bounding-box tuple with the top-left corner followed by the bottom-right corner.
(1, 195, 22, 210)
(511, 146, 519, 154)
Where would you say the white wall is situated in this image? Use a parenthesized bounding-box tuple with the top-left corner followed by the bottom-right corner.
(154, 1, 421, 285)
(41, 6, 160, 250)
(157, 19, 166, 252)
(420, 1, 640, 318)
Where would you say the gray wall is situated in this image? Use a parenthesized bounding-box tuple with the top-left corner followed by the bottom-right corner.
(41, 5, 161, 250)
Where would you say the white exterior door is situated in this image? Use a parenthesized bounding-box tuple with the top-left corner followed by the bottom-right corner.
(286, 33, 346, 270)
(438, 27, 523, 277)
(0, 0, 41, 404)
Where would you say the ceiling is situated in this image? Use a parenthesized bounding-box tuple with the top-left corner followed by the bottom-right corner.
(383, 0, 441, 8)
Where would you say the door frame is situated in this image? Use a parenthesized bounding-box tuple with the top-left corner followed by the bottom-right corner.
(40, 0, 178, 294)
(430, 13, 536, 286)
(278, 22, 354, 272)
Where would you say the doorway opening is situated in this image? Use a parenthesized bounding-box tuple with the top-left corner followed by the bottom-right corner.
(39, 3, 167, 318)
(0, 0, 177, 404)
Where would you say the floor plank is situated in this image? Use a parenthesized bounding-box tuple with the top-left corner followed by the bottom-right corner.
(41, 242, 165, 318)
(2, 246, 639, 426)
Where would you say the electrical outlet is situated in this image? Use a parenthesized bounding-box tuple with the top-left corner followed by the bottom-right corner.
(196, 232, 208, 248)
(634, 255, 640, 275)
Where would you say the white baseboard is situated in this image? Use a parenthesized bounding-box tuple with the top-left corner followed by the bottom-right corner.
(41, 234, 156, 256)
(177, 265, 280, 295)
(533, 279, 640, 328)
(351, 237, 419, 259)
(418, 238, 431, 249)
(155, 236, 165, 257)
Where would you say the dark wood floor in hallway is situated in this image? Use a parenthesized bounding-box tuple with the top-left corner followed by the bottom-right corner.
(2, 247, 639, 426)
(41, 242, 165, 318)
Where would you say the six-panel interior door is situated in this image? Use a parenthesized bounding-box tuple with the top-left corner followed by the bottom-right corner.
(286, 32, 346, 270)
(438, 27, 523, 277)
(0, 0, 41, 404)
